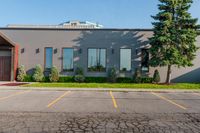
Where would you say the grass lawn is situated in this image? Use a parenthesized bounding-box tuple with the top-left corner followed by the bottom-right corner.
(23, 83, 200, 90)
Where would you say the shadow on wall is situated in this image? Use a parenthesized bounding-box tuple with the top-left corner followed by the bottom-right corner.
(72, 30, 149, 76)
(172, 67, 200, 83)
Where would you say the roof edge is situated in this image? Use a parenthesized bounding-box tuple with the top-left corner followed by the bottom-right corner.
(0, 27, 153, 31)
(0, 32, 15, 46)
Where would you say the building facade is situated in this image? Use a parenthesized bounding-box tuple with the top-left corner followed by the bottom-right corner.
(0, 27, 200, 82)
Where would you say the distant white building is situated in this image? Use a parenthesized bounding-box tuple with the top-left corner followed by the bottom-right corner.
(7, 20, 104, 29)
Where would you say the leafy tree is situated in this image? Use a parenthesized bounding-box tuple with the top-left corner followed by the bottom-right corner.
(153, 69, 160, 83)
(17, 65, 26, 82)
(49, 66, 59, 82)
(33, 64, 44, 82)
(149, 0, 199, 83)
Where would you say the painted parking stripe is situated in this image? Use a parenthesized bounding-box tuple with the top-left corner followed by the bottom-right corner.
(0, 90, 32, 101)
(47, 91, 70, 108)
(151, 92, 187, 110)
(109, 91, 118, 108)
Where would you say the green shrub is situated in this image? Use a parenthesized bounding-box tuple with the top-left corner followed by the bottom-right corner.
(59, 76, 74, 82)
(107, 67, 117, 83)
(49, 66, 59, 82)
(43, 77, 50, 82)
(17, 65, 26, 82)
(141, 77, 153, 83)
(75, 67, 84, 75)
(74, 67, 85, 83)
(153, 69, 160, 83)
(23, 75, 33, 82)
(33, 64, 44, 82)
(74, 75, 85, 83)
(85, 77, 107, 83)
(133, 68, 141, 83)
(117, 77, 132, 83)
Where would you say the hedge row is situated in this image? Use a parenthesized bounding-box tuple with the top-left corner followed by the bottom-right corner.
(23, 75, 153, 83)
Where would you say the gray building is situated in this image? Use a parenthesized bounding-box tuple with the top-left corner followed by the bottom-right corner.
(0, 26, 200, 82)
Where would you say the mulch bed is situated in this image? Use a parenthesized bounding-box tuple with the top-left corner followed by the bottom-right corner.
(0, 83, 28, 86)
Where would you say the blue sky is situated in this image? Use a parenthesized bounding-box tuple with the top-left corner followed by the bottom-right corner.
(0, 0, 199, 28)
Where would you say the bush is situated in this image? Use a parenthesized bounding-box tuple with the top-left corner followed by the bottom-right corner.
(33, 64, 44, 82)
(117, 77, 132, 83)
(153, 69, 160, 83)
(49, 66, 59, 82)
(74, 75, 85, 83)
(75, 67, 84, 75)
(133, 68, 141, 83)
(59, 76, 74, 82)
(17, 65, 27, 82)
(43, 77, 50, 82)
(85, 77, 107, 83)
(23, 75, 33, 82)
(107, 67, 117, 83)
(74, 67, 85, 83)
(141, 77, 153, 83)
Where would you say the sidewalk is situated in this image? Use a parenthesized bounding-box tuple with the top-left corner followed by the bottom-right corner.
(0, 85, 200, 93)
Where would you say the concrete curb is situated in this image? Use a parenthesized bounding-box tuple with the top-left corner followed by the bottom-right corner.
(0, 86, 200, 93)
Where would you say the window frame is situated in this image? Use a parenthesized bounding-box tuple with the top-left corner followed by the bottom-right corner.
(87, 48, 107, 72)
(62, 47, 74, 72)
(44, 47, 53, 70)
(119, 48, 132, 72)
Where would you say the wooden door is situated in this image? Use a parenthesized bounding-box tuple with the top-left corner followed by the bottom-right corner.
(0, 56, 11, 81)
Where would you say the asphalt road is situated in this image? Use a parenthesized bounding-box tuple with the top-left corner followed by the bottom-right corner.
(0, 89, 200, 132)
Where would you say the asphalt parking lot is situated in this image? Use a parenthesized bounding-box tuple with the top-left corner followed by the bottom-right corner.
(0, 89, 200, 132)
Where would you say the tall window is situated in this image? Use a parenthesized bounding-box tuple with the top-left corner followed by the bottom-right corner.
(88, 48, 106, 72)
(45, 47, 53, 69)
(141, 49, 149, 72)
(120, 49, 131, 71)
(63, 48, 74, 71)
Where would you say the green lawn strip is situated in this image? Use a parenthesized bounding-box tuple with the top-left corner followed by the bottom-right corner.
(22, 83, 200, 89)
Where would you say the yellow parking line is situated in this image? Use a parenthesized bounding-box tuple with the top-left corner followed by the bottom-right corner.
(0, 90, 32, 101)
(151, 92, 187, 110)
(109, 91, 118, 108)
(47, 91, 70, 108)
(194, 93, 200, 97)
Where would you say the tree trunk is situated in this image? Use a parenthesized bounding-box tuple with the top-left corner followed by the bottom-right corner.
(166, 65, 172, 84)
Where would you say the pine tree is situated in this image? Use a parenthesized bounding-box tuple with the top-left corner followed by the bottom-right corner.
(149, 0, 199, 83)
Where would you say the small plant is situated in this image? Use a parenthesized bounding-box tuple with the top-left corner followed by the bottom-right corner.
(74, 75, 85, 83)
(49, 66, 59, 82)
(153, 69, 160, 83)
(33, 64, 44, 82)
(133, 68, 141, 83)
(17, 65, 26, 82)
(75, 67, 84, 75)
(74, 67, 85, 83)
(108, 67, 117, 83)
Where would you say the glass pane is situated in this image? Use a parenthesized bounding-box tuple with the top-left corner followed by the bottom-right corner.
(45, 48, 53, 69)
(88, 49, 97, 68)
(120, 49, 131, 71)
(100, 49, 106, 68)
(141, 49, 149, 72)
(63, 48, 74, 71)
(88, 48, 106, 72)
